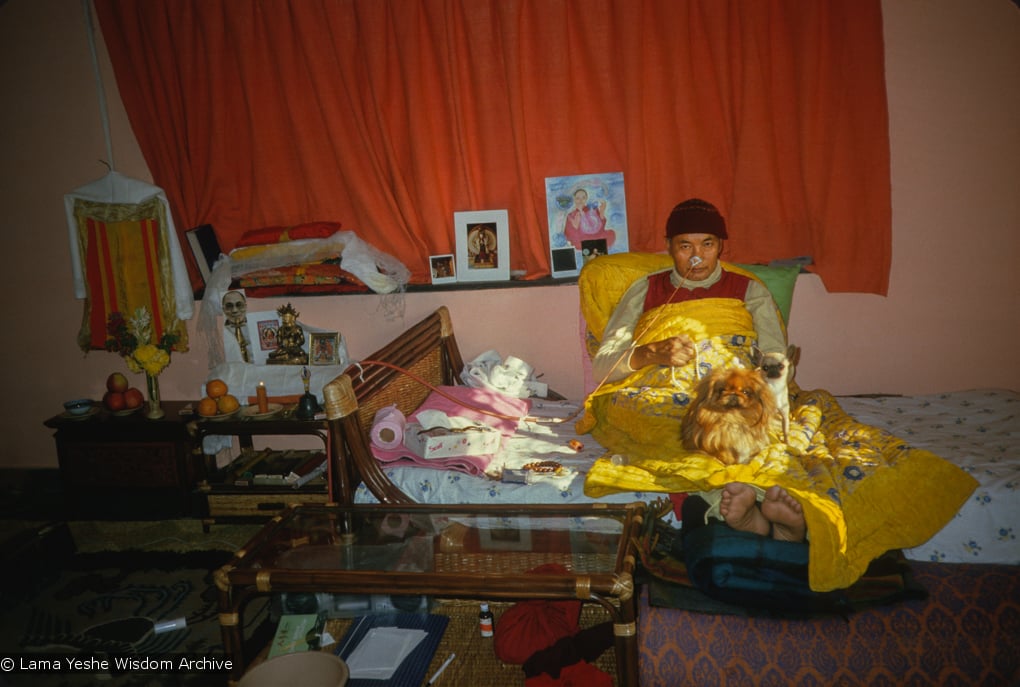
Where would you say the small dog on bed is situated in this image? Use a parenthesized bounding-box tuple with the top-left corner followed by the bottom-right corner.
(682, 366, 777, 465)
(751, 345, 800, 443)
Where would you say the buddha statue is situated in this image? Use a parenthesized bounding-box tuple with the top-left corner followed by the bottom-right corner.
(266, 303, 308, 365)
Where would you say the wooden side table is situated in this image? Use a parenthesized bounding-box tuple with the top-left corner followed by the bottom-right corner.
(191, 409, 332, 529)
(43, 400, 205, 519)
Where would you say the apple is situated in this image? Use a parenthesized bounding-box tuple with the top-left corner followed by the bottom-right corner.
(106, 372, 129, 393)
(103, 390, 126, 411)
(123, 387, 145, 409)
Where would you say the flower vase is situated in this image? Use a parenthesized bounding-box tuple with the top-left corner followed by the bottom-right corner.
(145, 374, 165, 420)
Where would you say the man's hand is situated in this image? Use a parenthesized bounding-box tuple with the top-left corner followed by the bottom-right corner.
(630, 335, 695, 369)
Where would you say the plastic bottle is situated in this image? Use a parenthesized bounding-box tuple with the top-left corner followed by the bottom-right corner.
(478, 602, 494, 637)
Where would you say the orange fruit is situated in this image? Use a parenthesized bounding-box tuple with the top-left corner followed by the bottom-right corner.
(217, 394, 240, 414)
(206, 379, 228, 398)
(197, 397, 218, 417)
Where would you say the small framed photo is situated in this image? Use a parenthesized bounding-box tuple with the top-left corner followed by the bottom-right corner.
(454, 210, 510, 283)
(580, 238, 609, 264)
(255, 316, 281, 351)
(429, 254, 457, 284)
(550, 246, 581, 279)
(243, 311, 282, 365)
(310, 332, 341, 366)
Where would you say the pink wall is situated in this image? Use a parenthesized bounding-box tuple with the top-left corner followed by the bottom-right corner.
(1, 0, 1017, 468)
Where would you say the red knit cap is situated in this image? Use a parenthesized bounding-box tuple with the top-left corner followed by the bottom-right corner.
(665, 198, 727, 239)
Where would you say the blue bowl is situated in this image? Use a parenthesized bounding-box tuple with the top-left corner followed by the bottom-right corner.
(64, 398, 94, 415)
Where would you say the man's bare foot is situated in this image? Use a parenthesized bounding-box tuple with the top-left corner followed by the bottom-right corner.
(761, 485, 807, 542)
(719, 483, 769, 536)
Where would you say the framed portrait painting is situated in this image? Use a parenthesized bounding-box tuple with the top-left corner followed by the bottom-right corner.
(545, 172, 629, 277)
(454, 210, 510, 283)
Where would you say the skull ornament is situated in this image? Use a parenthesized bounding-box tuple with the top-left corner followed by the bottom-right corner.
(222, 290, 248, 327)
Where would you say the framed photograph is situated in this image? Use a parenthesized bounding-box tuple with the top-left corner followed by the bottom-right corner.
(478, 515, 532, 552)
(309, 332, 341, 366)
(454, 210, 510, 283)
(580, 238, 609, 264)
(185, 224, 222, 287)
(545, 172, 629, 277)
(550, 246, 581, 279)
(429, 254, 457, 284)
(256, 317, 281, 351)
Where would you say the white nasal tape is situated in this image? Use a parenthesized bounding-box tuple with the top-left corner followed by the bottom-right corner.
(689, 256, 703, 266)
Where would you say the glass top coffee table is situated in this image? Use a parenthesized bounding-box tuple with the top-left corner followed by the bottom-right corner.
(216, 501, 645, 685)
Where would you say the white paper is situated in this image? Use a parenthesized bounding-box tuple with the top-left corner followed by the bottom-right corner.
(345, 626, 428, 680)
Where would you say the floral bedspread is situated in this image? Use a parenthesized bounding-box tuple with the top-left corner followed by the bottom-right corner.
(839, 388, 1019, 565)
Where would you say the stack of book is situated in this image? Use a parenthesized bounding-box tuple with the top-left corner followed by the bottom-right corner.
(225, 448, 327, 488)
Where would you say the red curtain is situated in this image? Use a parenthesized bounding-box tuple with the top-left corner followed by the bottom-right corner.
(94, 0, 891, 294)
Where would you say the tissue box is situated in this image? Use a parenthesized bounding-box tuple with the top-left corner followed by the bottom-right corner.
(403, 422, 502, 458)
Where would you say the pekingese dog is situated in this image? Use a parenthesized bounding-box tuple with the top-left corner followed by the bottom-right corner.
(681, 366, 777, 465)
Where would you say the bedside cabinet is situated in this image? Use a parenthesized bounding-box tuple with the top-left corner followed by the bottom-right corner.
(43, 400, 205, 519)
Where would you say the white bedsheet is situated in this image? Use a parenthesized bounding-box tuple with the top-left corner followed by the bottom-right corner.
(838, 388, 1018, 565)
(353, 399, 650, 506)
(355, 388, 1019, 565)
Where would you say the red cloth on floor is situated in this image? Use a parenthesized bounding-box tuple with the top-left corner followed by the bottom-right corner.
(493, 564, 581, 664)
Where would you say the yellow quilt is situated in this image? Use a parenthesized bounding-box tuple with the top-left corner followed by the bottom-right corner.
(577, 255, 977, 591)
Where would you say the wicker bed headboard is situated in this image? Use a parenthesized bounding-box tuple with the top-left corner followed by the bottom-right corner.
(322, 306, 465, 505)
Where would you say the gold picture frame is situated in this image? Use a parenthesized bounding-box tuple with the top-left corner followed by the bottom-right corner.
(309, 331, 341, 366)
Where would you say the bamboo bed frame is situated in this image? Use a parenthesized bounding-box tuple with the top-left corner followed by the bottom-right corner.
(322, 306, 466, 505)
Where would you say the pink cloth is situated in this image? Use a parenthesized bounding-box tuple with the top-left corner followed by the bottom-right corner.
(370, 447, 494, 475)
(369, 386, 531, 476)
(410, 385, 530, 434)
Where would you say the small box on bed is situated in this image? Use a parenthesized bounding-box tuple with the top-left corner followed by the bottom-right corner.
(402, 423, 501, 459)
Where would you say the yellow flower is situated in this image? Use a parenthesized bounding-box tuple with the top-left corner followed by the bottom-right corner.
(131, 344, 171, 376)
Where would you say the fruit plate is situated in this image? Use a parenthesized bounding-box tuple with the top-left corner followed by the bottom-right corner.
(111, 407, 142, 417)
(240, 403, 283, 420)
(198, 408, 240, 422)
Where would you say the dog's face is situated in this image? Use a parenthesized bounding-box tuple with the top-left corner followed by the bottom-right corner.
(759, 352, 790, 382)
(682, 367, 777, 465)
(702, 367, 772, 412)
(752, 345, 798, 384)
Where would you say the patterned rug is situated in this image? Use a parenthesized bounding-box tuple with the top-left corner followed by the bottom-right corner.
(0, 549, 270, 687)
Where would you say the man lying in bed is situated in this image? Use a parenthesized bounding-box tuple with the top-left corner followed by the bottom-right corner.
(578, 199, 976, 591)
(590, 198, 807, 543)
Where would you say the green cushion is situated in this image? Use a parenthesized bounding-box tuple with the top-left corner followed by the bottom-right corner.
(733, 263, 801, 325)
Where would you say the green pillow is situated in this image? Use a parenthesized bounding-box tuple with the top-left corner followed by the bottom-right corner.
(733, 263, 800, 325)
